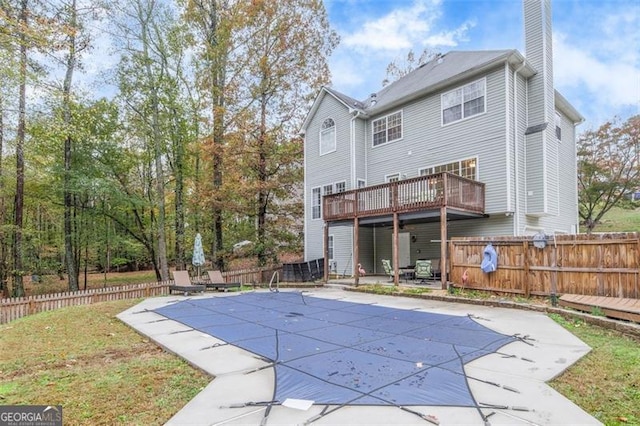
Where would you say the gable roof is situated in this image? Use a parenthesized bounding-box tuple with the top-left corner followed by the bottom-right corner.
(300, 86, 364, 132)
(302, 48, 587, 132)
(365, 50, 534, 114)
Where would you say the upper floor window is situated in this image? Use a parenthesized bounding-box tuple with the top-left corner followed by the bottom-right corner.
(335, 181, 346, 193)
(320, 118, 336, 155)
(312, 187, 321, 219)
(442, 78, 486, 125)
(372, 111, 402, 146)
(555, 112, 562, 141)
(420, 157, 478, 180)
(385, 173, 400, 183)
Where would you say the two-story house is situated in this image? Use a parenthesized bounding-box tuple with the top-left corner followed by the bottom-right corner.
(302, 0, 583, 287)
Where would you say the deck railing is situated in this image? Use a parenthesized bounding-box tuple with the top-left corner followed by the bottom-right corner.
(323, 172, 485, 221)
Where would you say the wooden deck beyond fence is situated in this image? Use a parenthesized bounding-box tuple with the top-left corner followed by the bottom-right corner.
(449, 232, 640, 298)
(0, 265, 282, 324)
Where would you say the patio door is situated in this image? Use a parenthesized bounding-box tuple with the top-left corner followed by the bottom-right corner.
(398, 232, 411, 267)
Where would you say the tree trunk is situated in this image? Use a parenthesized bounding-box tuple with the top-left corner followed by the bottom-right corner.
(174, 140, 186, 271)
(0, 86, 7, 297)
(256, 93, 268, 267)
(211, 28, 226, 270)
(12, 0, 28, 297)
(141, 9, 169, 281)
(63, 0, 79, 291)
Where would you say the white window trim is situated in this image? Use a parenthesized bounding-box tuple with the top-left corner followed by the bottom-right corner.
(441, 77, 487, 127)
(334, 180, 347, 193)
(385, 172, 401, 182)
(371, 110, 403, 147)
(555, 112, 562, 141)
(357, 179, 366, 188)
(327, 234, 334, 262)
(319, 117, 336, 156)
(311, 186, 322, 220)
(419, 156, 479, 180)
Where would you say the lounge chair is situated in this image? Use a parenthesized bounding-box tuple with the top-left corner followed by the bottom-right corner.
(381, 259, 394, 282)
(206, 270, 241, 292)
(414, 260, 433, 284)
(169, 270, 206, 295)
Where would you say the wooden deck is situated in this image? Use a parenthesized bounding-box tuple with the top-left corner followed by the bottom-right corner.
(559, 294, 640, 323)
(323, 172, 485, 222)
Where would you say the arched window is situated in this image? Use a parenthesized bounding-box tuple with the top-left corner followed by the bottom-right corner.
(320, 118, 336, 155)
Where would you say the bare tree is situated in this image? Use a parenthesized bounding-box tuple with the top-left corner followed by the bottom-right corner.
(382, 48, 437, 87)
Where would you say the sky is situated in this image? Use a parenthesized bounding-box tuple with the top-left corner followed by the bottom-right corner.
(323, 0, 640, 130)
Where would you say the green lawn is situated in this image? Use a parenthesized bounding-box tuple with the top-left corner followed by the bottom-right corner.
(0, 300, 210, 425)
(549, 314, 640, 426)
(596, 205, 640, 232)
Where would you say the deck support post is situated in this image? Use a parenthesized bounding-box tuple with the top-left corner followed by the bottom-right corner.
(440, 206, 447, 290)
(323, 223, 329, 282)
(354, 217, 360, 286)
(393, 212, 399, 286)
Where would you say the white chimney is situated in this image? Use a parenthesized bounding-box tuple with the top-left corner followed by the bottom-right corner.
(523, 0, 559, 217)
(524, 0, 554, 125)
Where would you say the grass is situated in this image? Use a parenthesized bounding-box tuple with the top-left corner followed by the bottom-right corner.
(549, 314, 640, 426)
(358, 283, 432, 295)
(0, 299, 210, 425)
(596, 205, 640, 232)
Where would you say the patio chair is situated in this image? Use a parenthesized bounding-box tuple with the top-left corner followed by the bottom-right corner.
(206, 270, 241, 292)
(414, 260, 432, 285)
(381, 259, 394, 282)
(169, 270, 206, 295)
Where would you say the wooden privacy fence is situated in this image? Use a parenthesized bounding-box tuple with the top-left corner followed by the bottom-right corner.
(449, 232, 640, 298)
(0, 265, 284, 324)
(221, 265, 282, 284)
(0, 281, 170, 324)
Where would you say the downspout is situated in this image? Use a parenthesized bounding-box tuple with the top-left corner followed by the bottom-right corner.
(505, 63, 512, 214)
(513, 60, 527, 235)
(350, 110, 361, 275)
(350, 110, 361, 188)
(301, 130, 308, 259)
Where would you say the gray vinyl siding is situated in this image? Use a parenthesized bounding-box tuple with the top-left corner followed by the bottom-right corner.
(536, 108, 578, 233)
(354, 118, 367, 186)
(327, 224, 353, 276)
(525, 131, 545, 215)
(515, 72, 529, 233)
(364, 68, 509, 213)
(304, 93, 352, 261)
(358, 227, 375, 274)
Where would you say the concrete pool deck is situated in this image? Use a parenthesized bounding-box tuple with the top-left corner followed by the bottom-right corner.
(118, 288, 600, 425)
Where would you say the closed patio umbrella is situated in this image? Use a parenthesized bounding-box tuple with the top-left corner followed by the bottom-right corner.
(192, 233, 205, 280)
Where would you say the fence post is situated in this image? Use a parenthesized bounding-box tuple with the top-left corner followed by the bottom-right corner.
(523, 240, 530, 298)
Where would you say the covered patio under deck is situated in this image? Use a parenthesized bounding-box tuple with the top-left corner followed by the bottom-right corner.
(322, 172, 487, 289)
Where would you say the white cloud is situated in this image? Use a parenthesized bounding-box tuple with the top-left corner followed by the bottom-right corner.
(329, 0, 475, 98)
(554, 33, 639, 108)
(341, 0, 472, 52)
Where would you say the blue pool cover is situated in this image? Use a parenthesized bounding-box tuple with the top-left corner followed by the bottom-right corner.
(154, 292, 515, 407)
